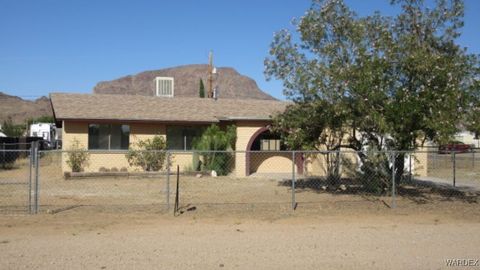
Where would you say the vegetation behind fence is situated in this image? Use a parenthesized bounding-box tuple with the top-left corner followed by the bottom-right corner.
(0, 148, 479, 215)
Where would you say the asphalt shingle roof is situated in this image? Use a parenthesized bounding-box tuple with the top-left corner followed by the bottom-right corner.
(50, 93, 288, 123)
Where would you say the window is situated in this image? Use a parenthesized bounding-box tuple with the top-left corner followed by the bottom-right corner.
(154, 77, 174, 97)
(260, 139, 281, 151)
(88, 124, 130, 150)
(166, 126, 204, 150)
(251, 131, 286, 151)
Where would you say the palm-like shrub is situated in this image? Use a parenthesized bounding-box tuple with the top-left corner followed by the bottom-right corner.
(193, 125, 236, 175)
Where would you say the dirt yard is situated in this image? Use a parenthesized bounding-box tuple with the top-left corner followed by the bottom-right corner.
(1, 206, 480, 270)
(427, 152, 480, 189)
(1, 154, 480, 269)
(2, 154, 479, 216)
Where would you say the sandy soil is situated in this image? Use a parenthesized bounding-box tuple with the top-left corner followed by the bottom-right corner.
(1, 153, 480, 269)
(0, 209, 479, 270)
(427, 152, 480, 188)
(2, 155, 478, 216)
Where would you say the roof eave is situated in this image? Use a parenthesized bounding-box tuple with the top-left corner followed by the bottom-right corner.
(56, 117, 220, 124)
(216, 116, 273, 121)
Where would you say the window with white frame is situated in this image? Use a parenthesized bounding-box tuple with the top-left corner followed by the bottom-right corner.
(154, 77, 174, 97)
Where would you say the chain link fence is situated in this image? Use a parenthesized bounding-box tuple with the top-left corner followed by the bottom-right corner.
(171, 151, 294, 215)
(0, 149, 33, 214)
(37, 150, 169, 214)
(0, 146, 478, 215)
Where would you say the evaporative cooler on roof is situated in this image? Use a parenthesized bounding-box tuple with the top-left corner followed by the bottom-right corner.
(154, 77, 174, 97)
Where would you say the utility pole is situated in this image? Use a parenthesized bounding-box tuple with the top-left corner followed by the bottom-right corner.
(208, 51, 213, 98)
(207, 51, 216, 98)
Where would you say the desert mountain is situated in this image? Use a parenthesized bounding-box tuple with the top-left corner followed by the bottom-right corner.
(1, 65, 275, 124)
(93, 64, 276, 100)
(0, 92, 52, 123)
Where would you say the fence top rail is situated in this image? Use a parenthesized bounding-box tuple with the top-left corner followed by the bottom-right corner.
(35, 149, 480, 155)
(0, 142, 35, 145)
(0, 149, 32, 153)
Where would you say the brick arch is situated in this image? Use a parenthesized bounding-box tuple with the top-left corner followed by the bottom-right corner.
(245, 126, 270, 151)
(245, 126, 303, 176)
(245, 127, 270, 176)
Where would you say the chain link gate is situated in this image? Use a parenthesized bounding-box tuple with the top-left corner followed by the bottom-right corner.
(0, 142, 39, 214)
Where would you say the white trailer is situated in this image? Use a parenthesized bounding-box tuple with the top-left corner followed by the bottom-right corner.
(29, 123, 57, 148)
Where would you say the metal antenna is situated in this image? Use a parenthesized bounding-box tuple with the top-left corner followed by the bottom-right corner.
(207, 51, 216, 98)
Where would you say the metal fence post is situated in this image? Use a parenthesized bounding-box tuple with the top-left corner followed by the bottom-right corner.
(409, 152, 412, 182)
(453, 151, 456, 187)
(391, 151, 396, 209)
(1, 143, 5, 168)
(472, 150, 475, 169)
(291, 151, 296, 210)
(33, 141, 40, 214)
(335, 150, 340, 177)
(166, 151, 170, 210)
(28, 142, 34, 214)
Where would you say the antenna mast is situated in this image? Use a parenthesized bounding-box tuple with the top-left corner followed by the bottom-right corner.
(208, 51, 214, 98)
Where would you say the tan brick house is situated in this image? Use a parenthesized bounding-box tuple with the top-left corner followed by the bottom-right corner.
(50, 93, 428, 177)
(50, 93, 293, 176)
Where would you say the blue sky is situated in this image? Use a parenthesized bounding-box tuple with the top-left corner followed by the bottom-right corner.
(0, 0, 479, 100)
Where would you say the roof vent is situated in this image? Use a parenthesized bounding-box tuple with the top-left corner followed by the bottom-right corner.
(154, 77, 174, 97)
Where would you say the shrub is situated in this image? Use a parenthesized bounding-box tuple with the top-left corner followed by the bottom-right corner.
(343, 149, 391, 194)
(0, 147, 19, 170)
(126, 135, 167, 171)
(66, 139, 89, 172)
(193, 125, 236, 176)
(1, 117, 25, 137)
(192, 152, 201, 171)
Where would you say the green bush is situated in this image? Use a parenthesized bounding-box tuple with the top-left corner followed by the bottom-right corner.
(126, 135, 168, 171)
(1, 117, 25, 137)
(343, 149, 391, 194)
(193, 125, 236, 176)
(66, 139, 89, 172)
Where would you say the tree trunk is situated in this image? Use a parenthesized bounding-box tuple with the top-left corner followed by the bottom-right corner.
(394, 153, 405, 186)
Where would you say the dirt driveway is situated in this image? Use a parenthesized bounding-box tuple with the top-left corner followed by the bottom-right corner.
(1, 206, 479, 270)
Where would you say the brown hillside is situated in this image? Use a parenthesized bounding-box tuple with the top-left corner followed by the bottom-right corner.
(93, 64, 276, 100)
(0, 92, 52, 124)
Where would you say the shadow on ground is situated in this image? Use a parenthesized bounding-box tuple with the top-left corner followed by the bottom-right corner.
(278, 177, 479, 204)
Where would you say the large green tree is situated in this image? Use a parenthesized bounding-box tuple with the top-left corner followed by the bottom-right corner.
(266, 0, 479, 185)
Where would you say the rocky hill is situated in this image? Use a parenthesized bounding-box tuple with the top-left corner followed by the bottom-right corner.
(1, 65, 275, 124)
(0, 92, 52, 123)
(93, 64, 276, 100)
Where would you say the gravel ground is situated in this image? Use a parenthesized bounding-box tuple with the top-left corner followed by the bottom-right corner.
(1, 154, 479, 269)
(0, 210, 479, 270)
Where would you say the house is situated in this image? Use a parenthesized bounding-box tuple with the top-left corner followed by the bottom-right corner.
(50, 92, 297, 176)
(50, 92, 429, 177)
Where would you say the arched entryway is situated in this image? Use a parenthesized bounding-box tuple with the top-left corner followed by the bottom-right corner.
(245, 127, 303, 176)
